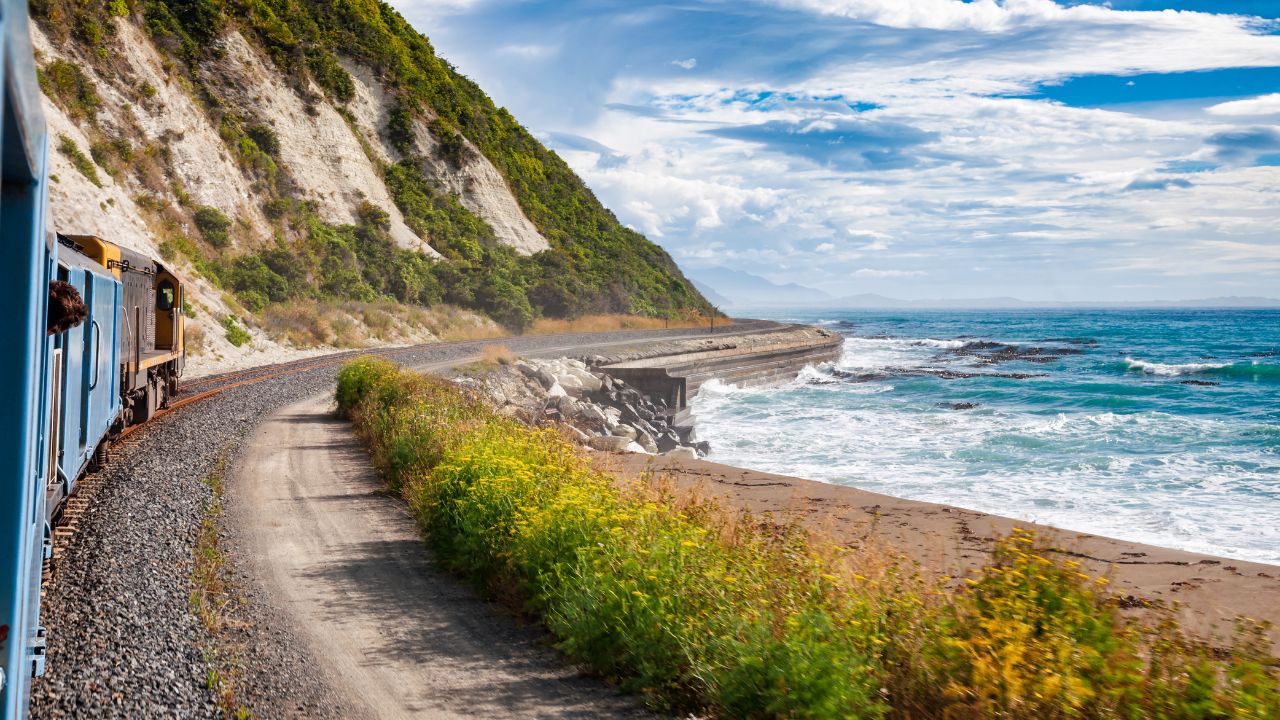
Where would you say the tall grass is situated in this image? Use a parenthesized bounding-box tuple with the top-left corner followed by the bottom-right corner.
(261, 300, 503, 348)
(337, 356, 1279, 719)
(526, 313, 729, 336)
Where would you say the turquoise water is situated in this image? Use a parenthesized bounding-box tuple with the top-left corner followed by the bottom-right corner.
(693, 309, 1280, 564)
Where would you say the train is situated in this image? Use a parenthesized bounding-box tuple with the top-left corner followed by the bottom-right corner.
(2, 2, 186, 716)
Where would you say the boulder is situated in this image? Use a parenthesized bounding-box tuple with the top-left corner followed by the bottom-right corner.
(588, 435, 633, 453)
(535, 368, 557, 391)
(556, 395, 580, 417)
(611, 424, 638, 441)
(515, 360, 539, 378)
(625, 441, 651, 454)
(655, 430, 680, 453)
(663, 447, 698, 460)
(547, 382, 568, 399)
(635, 429, 659, 454)
(557, 373, 585, 391)
(563, 424, 592, 444)
(578, 403, 608, 428)
(565, 367, 602, 392)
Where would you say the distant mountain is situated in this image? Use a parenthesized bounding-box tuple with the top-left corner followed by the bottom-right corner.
(691, 280, 732, 308)
(687, 267, 830, 307)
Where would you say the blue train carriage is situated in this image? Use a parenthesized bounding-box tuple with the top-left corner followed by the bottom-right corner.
(1, 0, 55, 715)
(44, 238, 123, 519)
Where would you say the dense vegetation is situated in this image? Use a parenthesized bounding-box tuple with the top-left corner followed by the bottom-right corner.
(338, 356, 1279, 719)
(32, 0, 712, 331)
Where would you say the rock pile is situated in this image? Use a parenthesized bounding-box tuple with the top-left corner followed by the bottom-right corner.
(466, 357, 706, 459)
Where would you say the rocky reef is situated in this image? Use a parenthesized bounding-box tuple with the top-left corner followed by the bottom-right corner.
(459, 357, 705, 460)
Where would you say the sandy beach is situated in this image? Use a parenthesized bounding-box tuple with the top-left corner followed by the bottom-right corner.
(595, 452, 1280, 652)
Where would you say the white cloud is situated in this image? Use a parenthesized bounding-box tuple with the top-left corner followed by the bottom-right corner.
(496, 44, 559, 59)
(854, 268, 927, 278)
(672, 58, 698, 70)
(772, 0, 1072, 32)
(815, 242, 836, 252)
(394, 0, 487, 21)
(1207, 93, 1280, 116)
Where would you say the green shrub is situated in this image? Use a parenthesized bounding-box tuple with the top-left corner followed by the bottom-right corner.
(428, 117, 473, 168)
(245, 124, 279, 156)
(193, 205, 232, 248)
(386, 98, 419, 157)
(74, 16, 105, 47)
(337, 359, 1280, 719)
(40, 60, 100, 122)
(306, 50, 355, 103)
(57, 135, 103, 187)
(220, 315, 250, 346)
(89, 137, 133, 179)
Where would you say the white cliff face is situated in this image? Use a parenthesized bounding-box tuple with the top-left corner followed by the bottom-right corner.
(209, 32, 440, 258)
(339, 59, 396, 165)
(32, 22, 266, 253)
(341, 57, 551, 255)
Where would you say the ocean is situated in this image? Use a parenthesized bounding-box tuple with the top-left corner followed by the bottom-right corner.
(693, 309, 1280, 564)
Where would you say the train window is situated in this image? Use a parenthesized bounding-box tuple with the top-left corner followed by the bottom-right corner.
(156, 280, 175, 312)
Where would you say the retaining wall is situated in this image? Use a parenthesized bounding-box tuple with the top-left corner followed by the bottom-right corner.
(598, 326, 843, 412)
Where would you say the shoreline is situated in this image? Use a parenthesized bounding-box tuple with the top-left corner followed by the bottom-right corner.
(593, 451, 1280, 652)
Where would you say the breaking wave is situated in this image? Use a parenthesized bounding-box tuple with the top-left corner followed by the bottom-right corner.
(1125, 358, 1280, 380)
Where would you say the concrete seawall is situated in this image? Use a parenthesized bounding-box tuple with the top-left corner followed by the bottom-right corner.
(593, 325, 843, 412)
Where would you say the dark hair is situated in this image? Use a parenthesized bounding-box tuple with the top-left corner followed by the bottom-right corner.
(48, 280, 88, 336)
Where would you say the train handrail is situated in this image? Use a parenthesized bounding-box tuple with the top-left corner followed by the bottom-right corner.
(89, 321, 100, 391)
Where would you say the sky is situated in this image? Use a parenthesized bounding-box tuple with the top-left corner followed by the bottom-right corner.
(387, 0, 1280, 302)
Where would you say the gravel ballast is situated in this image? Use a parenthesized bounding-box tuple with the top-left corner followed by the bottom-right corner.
(28, 324, 775, 718)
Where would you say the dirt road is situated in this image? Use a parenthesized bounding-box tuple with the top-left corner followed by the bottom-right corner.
(234, 390, 652, 719)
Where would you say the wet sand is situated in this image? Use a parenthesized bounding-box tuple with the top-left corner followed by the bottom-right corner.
(594, 452, 1280, 652)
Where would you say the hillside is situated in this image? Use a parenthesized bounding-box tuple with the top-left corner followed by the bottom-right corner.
(30, 0, 710, 369)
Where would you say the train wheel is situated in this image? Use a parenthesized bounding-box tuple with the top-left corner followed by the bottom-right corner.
(88, 442, 109, 472)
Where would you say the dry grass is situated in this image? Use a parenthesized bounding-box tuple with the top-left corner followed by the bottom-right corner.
(526, 313, 729, 336)
(479, 344, 516, 366)
(184, 322, 207, 356)
(260, 300, 504, 349)
(257, 304, 726, 350)
(191, 455, 252, 720)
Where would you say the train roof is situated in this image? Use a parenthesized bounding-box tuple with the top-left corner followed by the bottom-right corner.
(56, 233, 178, 282)
(56, 238, 117, 277)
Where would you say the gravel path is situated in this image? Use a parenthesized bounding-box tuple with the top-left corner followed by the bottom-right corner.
(28, 324, 774, 718)
(234, 391, 649, 719)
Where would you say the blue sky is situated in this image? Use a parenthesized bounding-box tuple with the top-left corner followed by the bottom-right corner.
(389, 0, 1280, 301)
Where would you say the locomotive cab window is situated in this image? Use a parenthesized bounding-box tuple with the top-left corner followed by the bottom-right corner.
(156, 280, 175, 312)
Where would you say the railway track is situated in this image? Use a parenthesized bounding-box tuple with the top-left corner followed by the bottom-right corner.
(39, 321, 780, 597)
